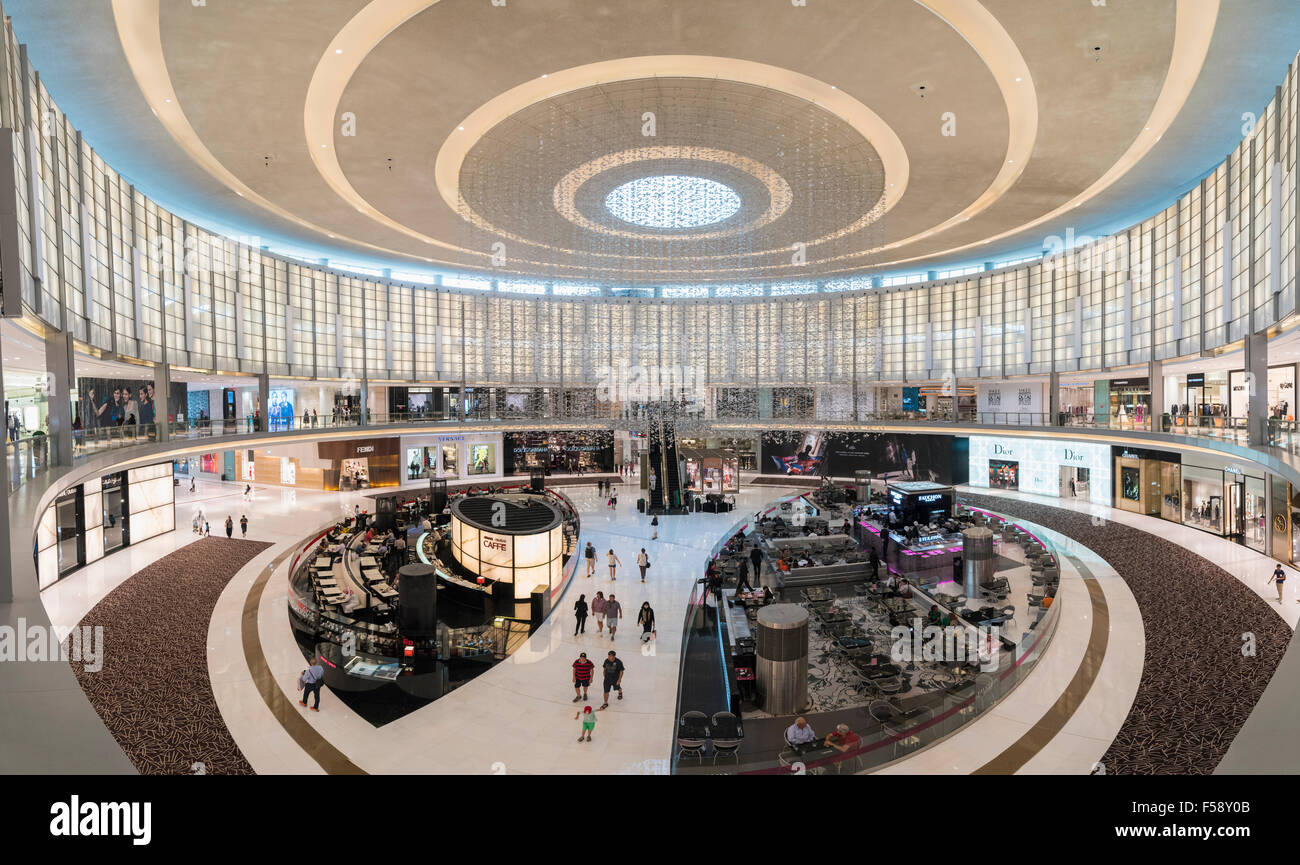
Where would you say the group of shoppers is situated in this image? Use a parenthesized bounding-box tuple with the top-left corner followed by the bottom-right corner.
(572, 592, 656, 642)
(582, 541, 656, 584)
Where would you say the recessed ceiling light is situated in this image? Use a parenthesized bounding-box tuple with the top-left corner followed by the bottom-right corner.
(335, 48, 343, 54)
(1014, 77, 1021, 82)
(164, 98, 172, 103)
(541, 73, 548, 78)
(458, 126, 464, 131)
(321, 144, 327, 148)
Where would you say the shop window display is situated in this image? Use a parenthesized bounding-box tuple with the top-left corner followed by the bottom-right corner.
(407, 447, 427, 481)
(1120, 467, 1140, 502)
(1182, 466, 1224, 534)
(340, 458, 368, 489)
(1245, 475, 1267, 552)
(989, 459, 1018, 490)
(441, 443, 460, 479)
(468, 444, 495, 475)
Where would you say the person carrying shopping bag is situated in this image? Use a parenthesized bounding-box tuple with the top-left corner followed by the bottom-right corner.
(637, 602, 656, 643)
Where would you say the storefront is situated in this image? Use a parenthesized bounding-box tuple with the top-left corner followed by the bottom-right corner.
(1095, 377, 1151, 429)
(1057, 382, 1095, 424)
(317, 438, 402, 490)
(502, 431, 613, 476)
(402, 432, 504, 483)
(680, 448, 740, 494)
(1168, 371, 1230, 425)
(1112, 446, 1181, 523)
(967, 436, 1112, 506)
(36, 463, 174, 590)
(1177, 460, 1268, 551)
(1229, 366, 1296, 420)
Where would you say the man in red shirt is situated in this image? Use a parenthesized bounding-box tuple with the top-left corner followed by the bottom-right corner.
(572, 652, 595, 702)
(826, 722, 861, 765)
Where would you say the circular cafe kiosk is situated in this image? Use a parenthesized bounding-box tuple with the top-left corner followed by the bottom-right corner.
(447, 495, 565, 619)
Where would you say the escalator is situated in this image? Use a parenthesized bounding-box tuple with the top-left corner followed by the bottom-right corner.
(661, 413, 684, 511)
(643, 402, 686, 514)
(647, 416, 666, 512)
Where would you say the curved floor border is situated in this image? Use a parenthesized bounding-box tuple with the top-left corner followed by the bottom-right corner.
(239, 533, 366, 775)
(973, 559, 1109, 774)
(962, 492, 1291, 774)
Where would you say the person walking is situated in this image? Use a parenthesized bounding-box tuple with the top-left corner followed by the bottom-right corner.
(637, 601, 656, 643)
(592, 591, 608, 634)
(203, 519, 211, 537)
(637, 547, 649, 582)
(599, 650, 625, 709)
(575, 704, 597, 742)
(572, 651, 595, 702)
(610, 489, 618, 509)
(584, 541, 597, 577)
(244, 483, 252, 500)
(605, 593, 622, 640)
(1268, 563, 1287, 603)
(607, 549, 622, 580)
(749, 543, 763, 579)
(297, 663, 325, 712)
(651, 514, 659, 540)
(735, 557, 754, 594)
(239, 514, 249, 538)
(225, 516, 234, 538)
(189, 476, 196, 493)
(574, 593, 589, 635)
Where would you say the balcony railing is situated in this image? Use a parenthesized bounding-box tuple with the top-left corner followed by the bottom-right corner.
(11, 405, 1299, 495)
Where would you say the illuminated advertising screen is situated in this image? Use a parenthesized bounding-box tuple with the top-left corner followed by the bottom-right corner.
(268, 388, 296, 430)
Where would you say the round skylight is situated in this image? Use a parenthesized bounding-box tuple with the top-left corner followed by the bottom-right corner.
(604, 175, 742, 229)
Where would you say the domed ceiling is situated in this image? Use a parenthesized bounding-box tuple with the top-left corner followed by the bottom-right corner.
(8, 0, 1300, 284)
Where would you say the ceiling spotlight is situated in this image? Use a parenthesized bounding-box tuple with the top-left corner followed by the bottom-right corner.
(335, 48, 343, 54)
(458, 125, 465, 131)
(321, 143, 327, 148)
(541, 73, 548, 78)
(164, 98, 172, 103)
(1014, 77, 1021, 82)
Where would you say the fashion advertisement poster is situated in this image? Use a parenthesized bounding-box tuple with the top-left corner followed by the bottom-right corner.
(77, 377, 187, 430)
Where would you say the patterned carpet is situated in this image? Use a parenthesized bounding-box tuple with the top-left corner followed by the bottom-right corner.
(962, 493, 1290, 774)
(70, 537, 272, 775)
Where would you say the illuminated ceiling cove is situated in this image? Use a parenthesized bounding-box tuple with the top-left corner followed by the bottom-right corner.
(604, 176, 742, 231)
(7, 0, 1300, 283)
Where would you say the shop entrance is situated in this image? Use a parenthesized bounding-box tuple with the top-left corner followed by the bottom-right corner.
(1059, 465, 1089, 499)
(1225, 478, 1246, 542)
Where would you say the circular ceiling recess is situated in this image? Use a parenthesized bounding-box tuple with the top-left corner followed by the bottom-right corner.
(604, 175, 742, 230)
(454, 76, 886, 282)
